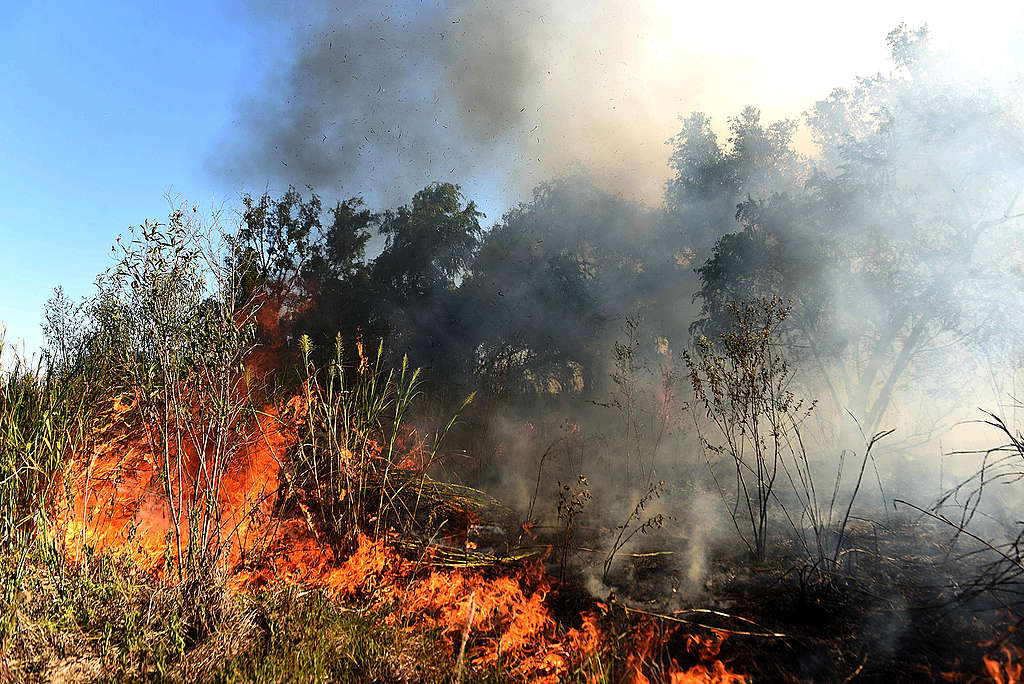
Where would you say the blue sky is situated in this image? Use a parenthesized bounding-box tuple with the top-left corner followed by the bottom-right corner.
(0, 1, 272, 358)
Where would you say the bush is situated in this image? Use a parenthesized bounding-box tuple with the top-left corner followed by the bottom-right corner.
(93, 203, 258, 582)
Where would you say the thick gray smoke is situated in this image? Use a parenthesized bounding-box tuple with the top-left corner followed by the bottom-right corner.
(213, 2, 1024, 211)
(215, 1, 573, 205)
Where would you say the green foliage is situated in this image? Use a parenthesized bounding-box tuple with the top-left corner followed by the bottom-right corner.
(374, 182, 483, 296)
(231, 185, 376, 346)
(229, 176, 699, 405)
(230, 183, 486, 387)
(0, 330, 102, 643)
(666, 107, 802, 257)
(462, 175, 681, 399)
(211, 592, 451, 683)
(6, 551, 462, 683)
(367, 182, 483, 381)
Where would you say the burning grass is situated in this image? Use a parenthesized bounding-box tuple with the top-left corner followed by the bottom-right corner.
(22, 325, 733, 680)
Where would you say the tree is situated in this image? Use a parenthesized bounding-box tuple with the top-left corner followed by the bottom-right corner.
(230, 186, 377, 368)
(684, 25, 1024, 436)
(233, 185, 324, 302)
(665, 108, 803, 258)
(369, 182, 483, 381)
(291, 196, 377, 359)
(461, 175, 678, 399)
(230, 182, 483, 383)
(96, 204, 258, 582)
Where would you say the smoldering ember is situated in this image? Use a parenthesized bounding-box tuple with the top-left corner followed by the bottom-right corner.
(4, 5, 1024, 683)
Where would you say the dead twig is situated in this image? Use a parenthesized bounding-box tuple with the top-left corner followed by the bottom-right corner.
(621, 605, 791, 639)
(455, 589, 476, 681)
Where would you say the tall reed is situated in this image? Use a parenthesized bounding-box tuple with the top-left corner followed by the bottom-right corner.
(294, 333, 474, 549)
(1, 329, 100, 639)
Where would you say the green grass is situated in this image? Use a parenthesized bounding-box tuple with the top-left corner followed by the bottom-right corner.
(1, 330, 105, 643)
(212, 593, 449, 683)
(292, 333, 474, 550)
(4, 544, 507, 683)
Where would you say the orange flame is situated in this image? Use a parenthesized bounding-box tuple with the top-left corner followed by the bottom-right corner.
(986, 645, 1024, 684)
(49, 392, 609, 680)
(625, 619, 747, 684)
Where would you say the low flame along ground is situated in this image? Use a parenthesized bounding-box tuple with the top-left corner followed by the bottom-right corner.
(48, 387, 749, 683)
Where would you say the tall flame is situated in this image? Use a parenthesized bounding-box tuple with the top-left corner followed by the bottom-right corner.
(986, 645, 1024, 684)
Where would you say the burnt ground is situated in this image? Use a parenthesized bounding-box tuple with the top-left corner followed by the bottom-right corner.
(532, 516, 1021, 682)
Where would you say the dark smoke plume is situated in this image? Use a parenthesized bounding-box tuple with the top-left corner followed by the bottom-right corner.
(211, 1, 720, 206)
(214, 1, 565, 205)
